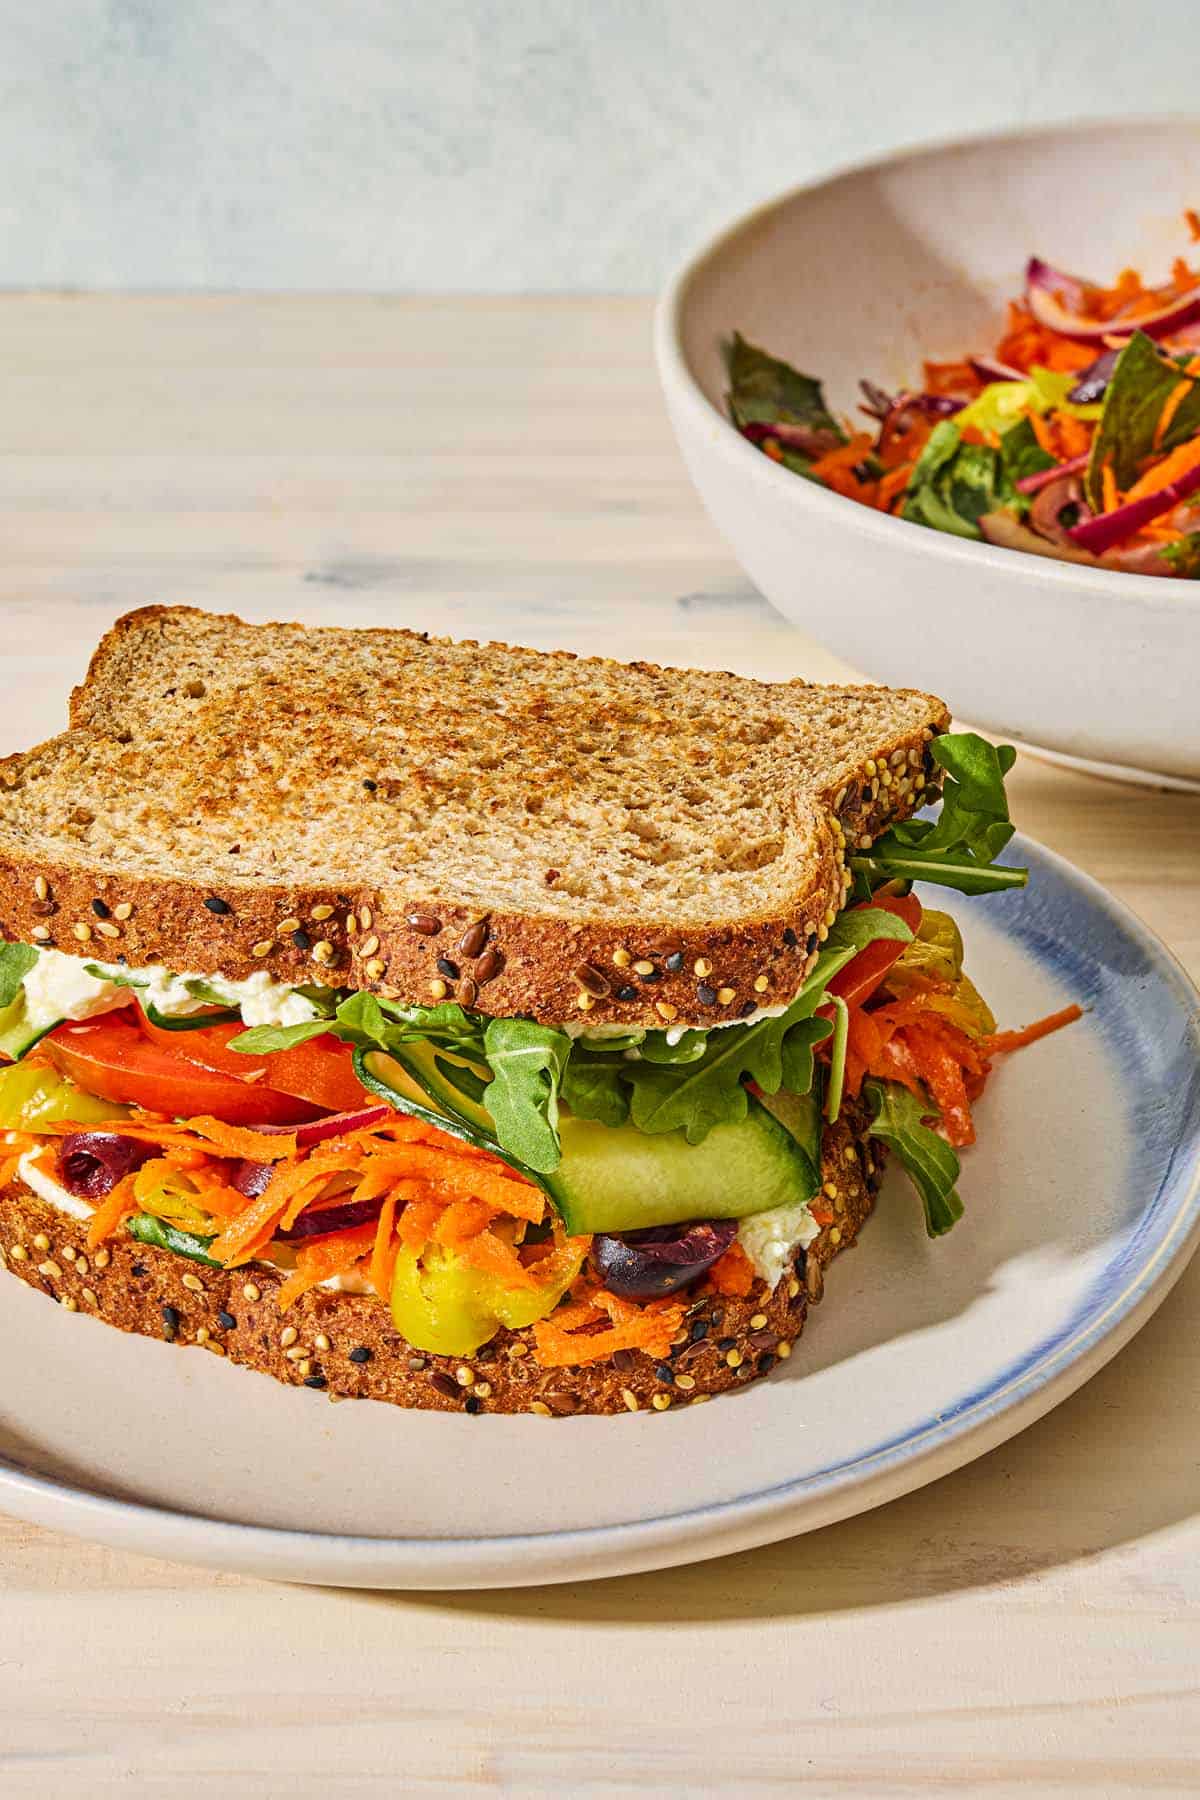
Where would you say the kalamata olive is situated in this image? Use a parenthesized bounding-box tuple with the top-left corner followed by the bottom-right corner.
(58, 1132, 154, 1200)
(229, 1158, 274, 1200)
(275, 1198, 383, 1241)
(593, 1219, 738, 1299)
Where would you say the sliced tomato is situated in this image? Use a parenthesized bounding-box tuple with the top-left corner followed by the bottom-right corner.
(826, 893, 923, 1011)
(45, 1017, 320, 1126)
(135, 1011, 367, 1112)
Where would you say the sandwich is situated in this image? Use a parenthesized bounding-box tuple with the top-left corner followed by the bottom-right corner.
(0, 606, 1078, 1415)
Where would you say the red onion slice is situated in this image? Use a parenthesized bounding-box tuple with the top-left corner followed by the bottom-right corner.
(1068, 461, 1200, 554)
(1026, 256, 1200, 345)
(1016, 451, 1090, 496)
(969, 354, 1026, 384)
(248, 1104, 392, 1145)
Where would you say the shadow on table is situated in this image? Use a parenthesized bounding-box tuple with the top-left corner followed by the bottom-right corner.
(351, 1253, 1200, 1626)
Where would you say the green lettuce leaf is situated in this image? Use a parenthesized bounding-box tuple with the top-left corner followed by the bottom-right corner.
(865, 1077, 963, 1236)
(851, 731, 1027, 897)
(998, 417, 1056, 516)
(481, 1019, 572, 1175)
(83, 962, 149, 991)
(0, 943, 39, 1009)
(1085, 331, 1200, 508)
(901, 422, 1012, 541)
(1160, 529, 1200, 578)
(724, 332, 846, 474)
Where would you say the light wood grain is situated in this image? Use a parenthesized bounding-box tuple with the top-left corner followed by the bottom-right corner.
(0, 296, 1198, 1798)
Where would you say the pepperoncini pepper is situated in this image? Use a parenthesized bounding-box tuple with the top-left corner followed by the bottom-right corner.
(390, 1238, 584, 1357)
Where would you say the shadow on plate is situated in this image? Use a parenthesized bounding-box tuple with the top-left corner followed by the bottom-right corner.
(350, 1252, 1200, 1624)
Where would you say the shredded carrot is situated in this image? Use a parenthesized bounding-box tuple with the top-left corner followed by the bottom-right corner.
(1154, 379, 1196, 451)
(85, 1173, 139, 1250)
(369, 1194, 399, 1303)
(277, 1224, 376, 1311)
(809, 1201, 835, 1228)
(1102, 460, 1121, 514)
(432, 1198, 499, 1247)
(707, 1242, 755, 1297)
(1187, 209, 1200, 245)
(396, 1196, 444, 1253)
(532, 1301, 684, 1369)
(1125, 434, 1200, 504)
(807, 432, 875, 480)
(457, 1227, 539, 1289)
(980, 1004, 1083, 1056)
(876, 464, 913, 510)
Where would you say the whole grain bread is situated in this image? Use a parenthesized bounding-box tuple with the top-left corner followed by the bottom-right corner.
(0, 605, 948, 1027)
(0, 1107, 882, 1415)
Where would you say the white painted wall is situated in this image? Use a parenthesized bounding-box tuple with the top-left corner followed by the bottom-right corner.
(0, 0, 1190, 291)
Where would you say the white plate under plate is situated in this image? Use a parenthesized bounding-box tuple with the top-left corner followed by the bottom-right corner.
(0, 837, 1197, 1589)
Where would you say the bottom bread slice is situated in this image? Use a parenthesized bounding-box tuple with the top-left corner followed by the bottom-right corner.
(0, 1109, 884, 1416)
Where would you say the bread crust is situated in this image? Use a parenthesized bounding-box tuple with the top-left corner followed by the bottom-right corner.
(0, 1109, 882, 1415)
(0, 739, 941, 1031)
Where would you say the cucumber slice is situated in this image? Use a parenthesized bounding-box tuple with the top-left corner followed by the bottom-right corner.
(546, 1096, 818, 1236)
(352, 1048, 545, 1188)
(754, 1087, 822, 1193)
(127, 1213, 221, 1266)
(384, 1039, 495, 1138)
(144, 1003, 241, 1031)
(0, 994, 54, 1062)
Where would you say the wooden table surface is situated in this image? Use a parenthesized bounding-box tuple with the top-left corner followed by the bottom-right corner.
(1, 297, 1198, 1796)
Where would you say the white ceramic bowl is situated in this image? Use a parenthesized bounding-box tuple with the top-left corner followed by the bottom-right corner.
(656, 119, 1200, 783)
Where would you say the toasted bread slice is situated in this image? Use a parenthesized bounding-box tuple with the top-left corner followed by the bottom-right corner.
(0, 1105, 881, 1414)
(0, 605, 948, 1026)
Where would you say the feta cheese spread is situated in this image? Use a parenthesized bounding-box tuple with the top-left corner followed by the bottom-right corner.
(18, 948, 321, 1034)
(16, 1150, 94, 1222)
(736, 1197, 820, 1291)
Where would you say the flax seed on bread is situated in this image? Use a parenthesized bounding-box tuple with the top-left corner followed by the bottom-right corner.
(0, 605, 948, 1025)
(0, 1105, 881, 1414)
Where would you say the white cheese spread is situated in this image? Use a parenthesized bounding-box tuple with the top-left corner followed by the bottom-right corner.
(19, 948, 320, 1034)
(736, 1198, 820, 1292)
(16, 1150, 94, 1222)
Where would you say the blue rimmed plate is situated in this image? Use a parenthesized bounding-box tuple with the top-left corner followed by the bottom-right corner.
(0, 835, 1196, 1588)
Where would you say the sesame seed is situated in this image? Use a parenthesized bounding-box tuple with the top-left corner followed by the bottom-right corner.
(9, 1245, 27, 1262)
(869, 779, 879, 800)
(455, 1364, 475, 1387)
(408, 1357, 427, 1373)
(829, 1227, 842, 1246)
(277, 917, 302, 934)
(359, 906, 373, 929)
(362, 778, 377, 792)
(31, 926, 50, 942)
(62, 1245, 76, 1263)
(817, 924, 829, 943)
(75, 1255, 87, 1275)
(195, 1326, 210, 1344)
(311, 903, 334, 921)
(865, 758, 877, 776)
(242, 1282, 261, 1302)
(94, 920, 121, 939)
(834, 1195, 845, 1215)
(91, 898, 111, 919)
(615, 984, 638, 1002)
(664, 951, 684, 974)
(753, 974, 769, 994)
(674, 1373, 696, 1392)
(94, 1248, 110, 1270)
(777, 1340, 793, 1359)
(72, 923, 92, 942)
(529, 1401, 552, 1416)
(717, 986, 736, 1005)
(621, 1388, 639, 1412)
(359, 934, 380, 957)
(823, 1181, 838, 1199)
(311, 940, 333, 964)
(203, 896, 232, 915)
(291, 928, 311, 950)
(464, 1395, 482, 1414)
(651, 1393, 672, 1411)
(843, 1145, 857, 1163)
(182, 1272, 205, 1294)
(251, 939, 275, 957)
(348, 1346, 372, 1364)
(436, 957, 460, 980)
(81, 1287, 98, 1308)
(739, 1000, 756, 1018)
(33, 876, 49, 900)
(508, 1341, 529, 1358)
(914, 773, 925, 791)
(654, 1363, 675, 1386)
(474, 1381, 492, 1399)
(696, 984, 717, 1007)
(576, 992, 595, 1011)
(725, 1349, 743, 1369)
(693, 958, 712, 978)
(32, 1233, 50, 1252)
(807, 1260, 824, 1303)
(655, 1000, 678, 1022)
(632, 959, 655, 976)
(218, 1311, 236, 1330)
(113, 902, 133, 920)
(611, 948, 631, 968)
(297, 1358, 313, 1377)
(365, 958, 386, 979)
(314, 1333, 331, 1352)
(690, 1393, 712, 1406)
(833, 786, 847, 809)
(690, 1319, 709, 1341)
(161, 1305, 180, 1339)
(280, 1326, 298, 1348)
(345, 913, 358, 936)
(880, 769, 893, 788)
(285, 1347, 307, 1364)
(749, 1312, 768, 1329)
(61, 1296, 78, 1313)
(429, 978, 448, 1000)
(304, 1373, 327, 1390)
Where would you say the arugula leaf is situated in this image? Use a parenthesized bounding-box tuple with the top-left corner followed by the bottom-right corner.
(724, 332, 847, 468)
(1160, 530, 1200, 578)
(83, 962, 149, 990)
(561, 1054, 631, 1129)
(865, 1077, 963, 1236)
(901, 422, 1016, 541)
(481, 1019, 572, 1175)
(0, 943, 38, 1009)
(1085, 331, 1200, 508)
(379, 1001, 488, 1059)
(851, 731, 1027, 898)
(228, 1019, 333, 1054)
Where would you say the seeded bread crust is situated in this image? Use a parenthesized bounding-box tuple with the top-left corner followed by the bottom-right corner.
(0, 1108, 881, 1416)
(0, 605, 948, 1028)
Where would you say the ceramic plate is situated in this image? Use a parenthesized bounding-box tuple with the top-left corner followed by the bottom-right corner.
(0, 837, 1197, 1589)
